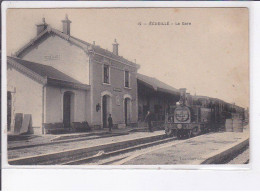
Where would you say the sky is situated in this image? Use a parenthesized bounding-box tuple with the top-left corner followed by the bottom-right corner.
(6, 8, 249, 108)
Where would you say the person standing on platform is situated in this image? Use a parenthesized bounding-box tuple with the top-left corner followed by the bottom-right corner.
(108, 114, 113, 132)
(145, 111, 153, 132)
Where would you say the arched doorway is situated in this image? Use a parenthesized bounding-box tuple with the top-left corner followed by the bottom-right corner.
(63, 91, 74, 128)
(124, 98, 132, 126)
(7, 91, 12, 131)
(102, 95, 111, 128)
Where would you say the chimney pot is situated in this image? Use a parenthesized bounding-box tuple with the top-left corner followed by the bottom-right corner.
(62, 14, 72, 35)
(36, 17, 48, 36)
(112, 39, 119, 55)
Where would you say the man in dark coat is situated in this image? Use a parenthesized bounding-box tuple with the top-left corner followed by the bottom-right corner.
(108, 114, 113, 132)
(145, 111, 153, 132)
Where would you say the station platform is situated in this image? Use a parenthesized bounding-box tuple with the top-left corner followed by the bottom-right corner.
(8, 126, 149, 149)
(121, 126, 250, 165)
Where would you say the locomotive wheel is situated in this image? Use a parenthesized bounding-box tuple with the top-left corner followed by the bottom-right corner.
(187, 130, 192, 138)
(191, 127, 201, 137)
(182, 130, 192, 139)
(177, 130, 182, 139)
(165, 128, 174, 137)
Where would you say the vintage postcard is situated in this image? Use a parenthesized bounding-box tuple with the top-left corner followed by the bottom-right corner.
(4, 7, 249, 167)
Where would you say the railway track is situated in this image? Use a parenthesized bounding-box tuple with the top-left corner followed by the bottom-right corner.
(8, 133, 171, 165)
(8, 131, 249, 165)
(61, 136, 176, 165)
(225, 146, 249, 164)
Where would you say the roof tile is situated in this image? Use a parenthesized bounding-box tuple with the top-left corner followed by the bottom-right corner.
(8, 56, 89, 89)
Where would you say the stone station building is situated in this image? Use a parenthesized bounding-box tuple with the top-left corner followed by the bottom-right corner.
(7, 16, 180, 134)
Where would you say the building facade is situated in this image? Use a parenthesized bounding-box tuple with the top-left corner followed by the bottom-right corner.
(7, 16, 139, 134)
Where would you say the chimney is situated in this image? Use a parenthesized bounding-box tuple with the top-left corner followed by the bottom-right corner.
(62, 14, 72, 35)
(36, 17, 48, 36)
(112, 39, 119, 55)
(179, 88, 187, 106)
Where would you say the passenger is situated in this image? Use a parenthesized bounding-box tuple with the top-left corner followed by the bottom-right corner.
(108, 114, 113, 132)
(145, 111, 153, 132)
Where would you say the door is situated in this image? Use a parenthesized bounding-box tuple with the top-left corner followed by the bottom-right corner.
(7, 92, 12, 131)
(63, 92, 71, 128)
(102, 95, 107, 128)
(125, 99, 128, 125)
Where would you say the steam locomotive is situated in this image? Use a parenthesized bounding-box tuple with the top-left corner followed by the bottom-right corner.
(164, 88, 245, 139)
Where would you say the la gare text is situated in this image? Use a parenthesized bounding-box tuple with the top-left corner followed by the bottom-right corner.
(138, 21, 192, 26)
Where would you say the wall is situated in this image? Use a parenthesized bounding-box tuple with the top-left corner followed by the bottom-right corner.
(7, 64, 43, 133)
(90, 54, 138, 127)
(16, 31, 139, 128)
(19, 34, 90, 85)
(45, 86, 89, 124)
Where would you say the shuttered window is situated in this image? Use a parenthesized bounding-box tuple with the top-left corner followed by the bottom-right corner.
(104, 65, 109, 84)
(125, 70, 129, 87)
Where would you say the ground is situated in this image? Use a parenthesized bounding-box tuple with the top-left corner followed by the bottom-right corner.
(8, 126, 249, 165)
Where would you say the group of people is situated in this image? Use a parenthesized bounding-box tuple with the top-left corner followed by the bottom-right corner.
(107, 110, 153, 132)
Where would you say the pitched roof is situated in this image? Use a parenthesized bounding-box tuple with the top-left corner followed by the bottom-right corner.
(7, 56, 90, 90)
(15, 26, 139, 69)
(137, 73, 179, 95)
(72, 36, 139, 67)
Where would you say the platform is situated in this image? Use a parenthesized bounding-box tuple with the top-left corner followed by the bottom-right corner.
(8, 127, 147, 149)
(121, 127, 249, 165)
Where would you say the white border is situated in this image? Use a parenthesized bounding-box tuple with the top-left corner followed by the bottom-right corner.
(2, 1, 260, 190)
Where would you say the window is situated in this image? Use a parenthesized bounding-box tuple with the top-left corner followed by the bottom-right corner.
(103, 65, 110, 84)
(125, 70, 130, 88)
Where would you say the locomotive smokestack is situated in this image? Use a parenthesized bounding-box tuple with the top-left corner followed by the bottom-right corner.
(179, 88, 187, 106)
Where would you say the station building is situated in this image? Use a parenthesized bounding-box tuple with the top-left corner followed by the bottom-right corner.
(7, 16, 180, 134)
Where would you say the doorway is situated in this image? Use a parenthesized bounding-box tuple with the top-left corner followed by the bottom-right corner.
(101, 93, 112, 128)
(63, 91, 74, 128)
(124, 98, 128, 125)
(102, 95, 107, 128)
(7, 91, 12, 131)
(124, 98, 131, 126)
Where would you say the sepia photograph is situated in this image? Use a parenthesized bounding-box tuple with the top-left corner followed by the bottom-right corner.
(5, 7, 249, 166)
